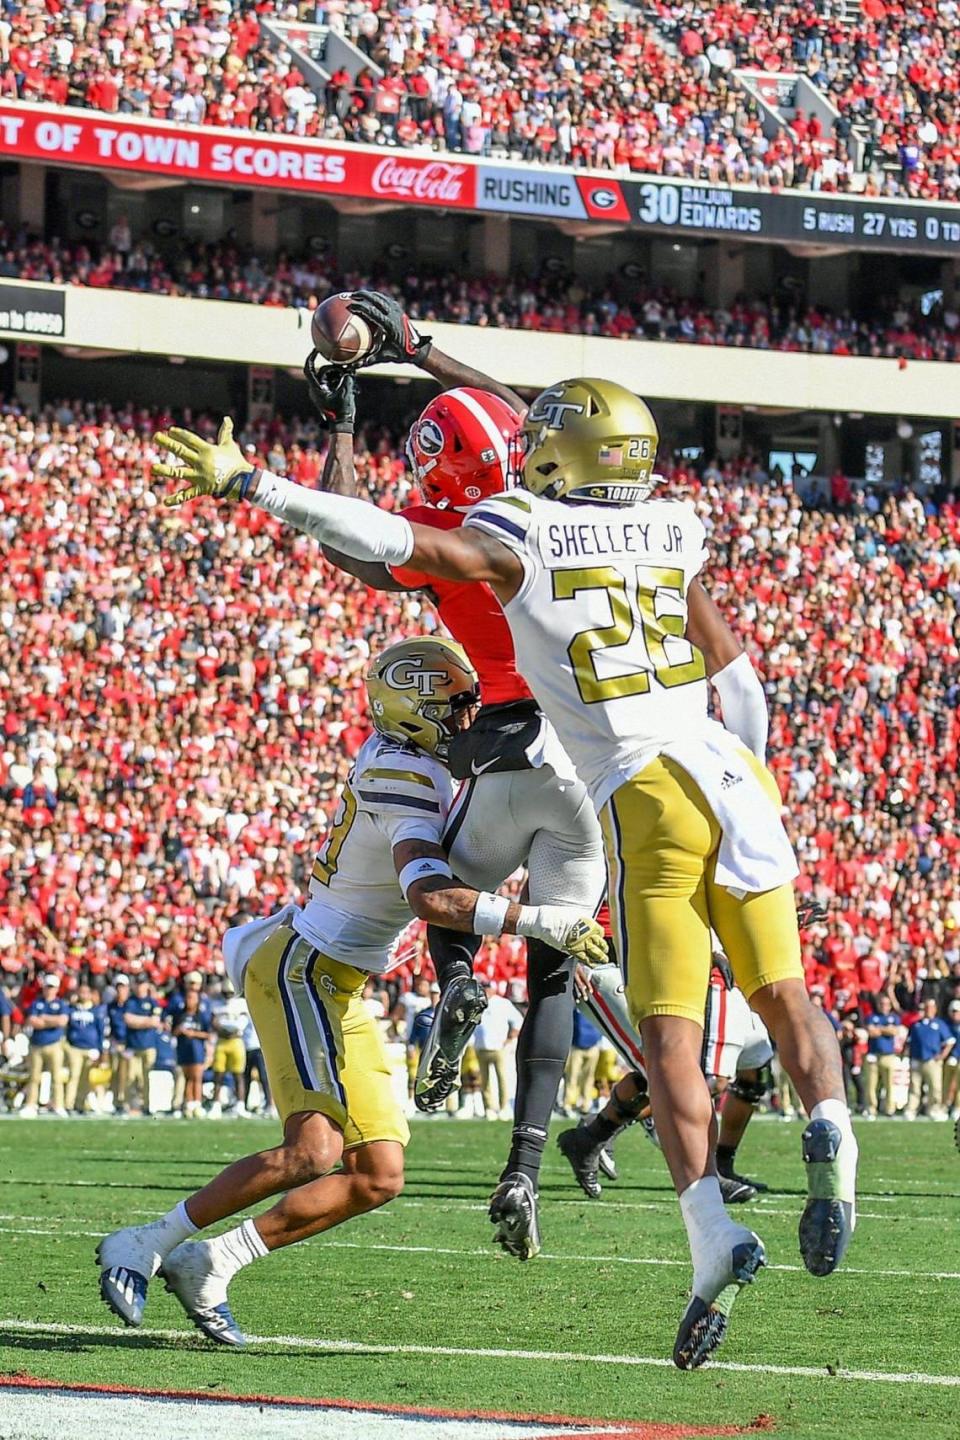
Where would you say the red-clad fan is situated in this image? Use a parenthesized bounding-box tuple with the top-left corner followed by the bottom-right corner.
(304, 306, 605, 1262)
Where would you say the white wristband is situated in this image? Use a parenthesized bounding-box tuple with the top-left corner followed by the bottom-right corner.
(473, 891, 510, 937)
(398, 857, 453, 901)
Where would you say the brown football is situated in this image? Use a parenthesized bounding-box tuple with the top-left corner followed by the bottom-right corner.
(310, 292, 377, 364)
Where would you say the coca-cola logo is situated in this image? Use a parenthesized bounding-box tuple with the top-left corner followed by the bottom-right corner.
(371, 158, 467, 204)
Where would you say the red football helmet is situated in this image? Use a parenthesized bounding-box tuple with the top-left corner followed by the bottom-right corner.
(406, 388, 522, 510)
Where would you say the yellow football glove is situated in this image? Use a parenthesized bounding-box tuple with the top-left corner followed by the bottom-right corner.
(560, 915, 608, 967)
(521, 906, 608, 964)
(152, 418, 254, 507)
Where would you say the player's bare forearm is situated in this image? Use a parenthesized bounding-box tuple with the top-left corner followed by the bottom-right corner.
(686, 579, 742, 675)
(408, 519, 522, 596)
(320, 431, 359, 497)
(409, 876, 522, 935)
(420, 343, 525, 413)
(322, 545, 413, 592)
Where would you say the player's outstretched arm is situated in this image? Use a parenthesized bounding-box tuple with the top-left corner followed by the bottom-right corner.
(347, 290, 525, 411)
(153, 420, 521, 593)
(687, 579, 769, 760)
(249, 475, 523, 596)
(394, 841, 606, 962)
(320, 432, 415, 593)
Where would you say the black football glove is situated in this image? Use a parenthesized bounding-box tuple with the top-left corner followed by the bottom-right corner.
(796, 897, 829, 929)
(303, 351, 357, 433)
(347, 289, 432, 367)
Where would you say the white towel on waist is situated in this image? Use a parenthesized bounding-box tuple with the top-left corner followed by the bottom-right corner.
(525, 714, 579, 782)
(661, 732, 798, 898)
(222, 904, 297, 994)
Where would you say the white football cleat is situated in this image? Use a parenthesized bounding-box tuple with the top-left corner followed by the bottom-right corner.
(97, 1224, 165, 1327)
(161, 1240, 246, 1347)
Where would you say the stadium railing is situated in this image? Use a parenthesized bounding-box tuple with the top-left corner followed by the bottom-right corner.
(0, 276, 954, 419)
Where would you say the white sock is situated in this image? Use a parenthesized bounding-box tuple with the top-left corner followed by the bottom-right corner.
(140, 1199, 198, 1260)
(205, 1218, 270, 1280)
(810, 1099, 858, 1209)
(679, 1175, 754, 1301)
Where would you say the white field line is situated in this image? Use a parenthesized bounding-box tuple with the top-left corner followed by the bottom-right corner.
(6, 1223, 960, 1282)
(0, 1319, 957, 1390)
(4, 1176, 952, 1221)
(399, 1196, 948, 1222)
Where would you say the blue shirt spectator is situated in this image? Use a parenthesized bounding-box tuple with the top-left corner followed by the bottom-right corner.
(67, 988, 107, 1051)
(908, 1007, 954, 1062)
(28, 979, 69, 1046)
(946, 1002, 960, 1050)
(171, 989, 214, 1068)
(867, 999, 899, 1056)
(124, 979, 163, 1051)
(107, 979, 130, 1046)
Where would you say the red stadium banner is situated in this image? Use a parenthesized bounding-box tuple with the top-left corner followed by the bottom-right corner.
(0, 104, 476, 210)
(2, 102, 960, 253)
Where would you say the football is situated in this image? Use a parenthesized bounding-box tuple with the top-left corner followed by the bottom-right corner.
(310, 292, 378, 364)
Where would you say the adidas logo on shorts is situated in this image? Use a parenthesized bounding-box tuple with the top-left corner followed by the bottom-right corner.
(720, 770, 742, 789)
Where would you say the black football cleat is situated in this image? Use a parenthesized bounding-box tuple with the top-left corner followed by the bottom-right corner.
(717, 1156, 769, 1193)
(717, 1173, 757, 1204)
(414, 976, 487, 1113)
(673, 1235, 766, 1371)
(557, 1125, 603, 1199)
(799, 1119, 855, 1276)
(489, 1172, 541, 1260)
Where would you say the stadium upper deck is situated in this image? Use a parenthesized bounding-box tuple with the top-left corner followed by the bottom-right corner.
(2, 0, 959, 200)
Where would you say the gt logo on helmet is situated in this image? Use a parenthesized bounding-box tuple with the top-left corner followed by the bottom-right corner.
(527, 388, 586, 430)
(383, 659, 450, 696)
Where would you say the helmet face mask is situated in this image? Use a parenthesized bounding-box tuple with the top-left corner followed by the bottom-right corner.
(520, 378, 659, 506)
(406, 388, 523, 511)
(366, 637, 479, 761)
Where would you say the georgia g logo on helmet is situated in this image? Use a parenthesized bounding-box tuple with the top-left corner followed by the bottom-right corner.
(527, 386, 586, 431)
(383, 657, 449, 697)
(416, 419, 445, 456)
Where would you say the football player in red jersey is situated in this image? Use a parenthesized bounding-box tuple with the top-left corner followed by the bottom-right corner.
(304, 310, 606, 1261)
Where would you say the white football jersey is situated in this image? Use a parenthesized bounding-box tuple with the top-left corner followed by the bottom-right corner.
(296, 732, 452, 974)
(465, 490, 715, 812)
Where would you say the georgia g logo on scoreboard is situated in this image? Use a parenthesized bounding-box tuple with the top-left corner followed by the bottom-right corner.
(384, 658, 449, 696)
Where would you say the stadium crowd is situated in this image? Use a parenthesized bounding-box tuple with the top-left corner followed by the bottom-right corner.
(0, 398, 958, 1116)
(2, 0, 960, 196)
(4, 223, 959, 365)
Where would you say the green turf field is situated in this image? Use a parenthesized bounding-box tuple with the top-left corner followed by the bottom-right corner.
(0, 1114, 956, 1438)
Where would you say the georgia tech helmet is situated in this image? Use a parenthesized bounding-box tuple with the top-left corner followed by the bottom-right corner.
(520, 377, 659, 505)
(365, 637, 479, 760)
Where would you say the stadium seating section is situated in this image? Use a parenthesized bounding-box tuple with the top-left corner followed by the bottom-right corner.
(1, 403, 957, 1006)
(2, 0, 958, 196)
(3, 225, 959, 363)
